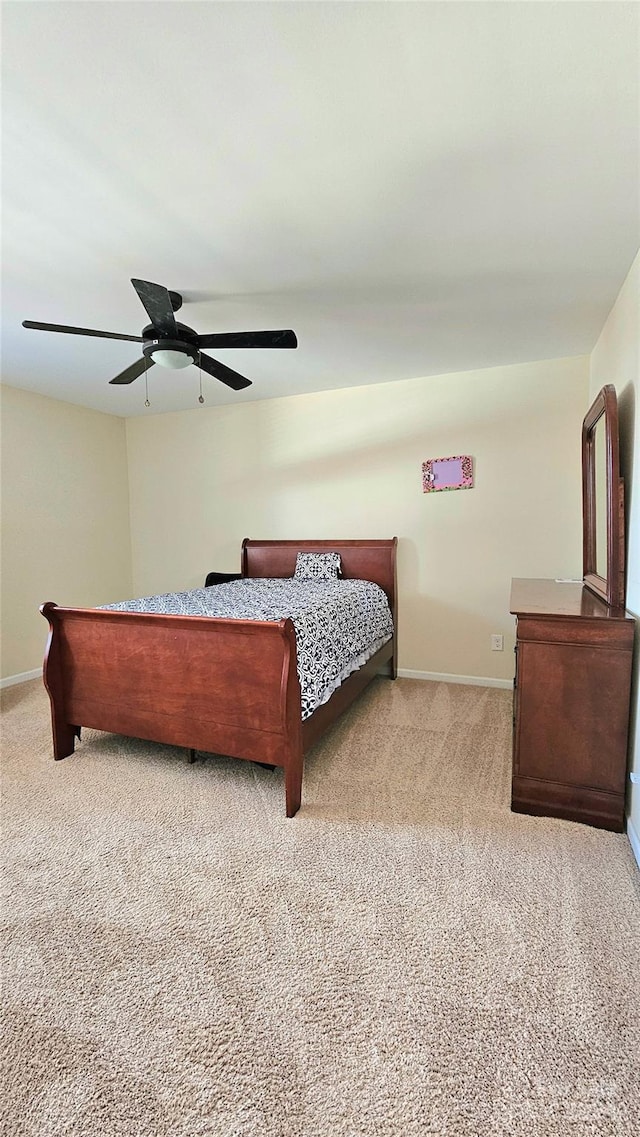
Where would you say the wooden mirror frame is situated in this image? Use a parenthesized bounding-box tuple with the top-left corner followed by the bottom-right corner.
(582, 383, 625, 609)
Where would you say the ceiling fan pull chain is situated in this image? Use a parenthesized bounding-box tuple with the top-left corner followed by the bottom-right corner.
(198, 353, 205, 404)
(144, 369, 150, 408)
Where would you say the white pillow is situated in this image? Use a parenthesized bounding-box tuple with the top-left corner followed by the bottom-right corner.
(294, 551, 342, 580)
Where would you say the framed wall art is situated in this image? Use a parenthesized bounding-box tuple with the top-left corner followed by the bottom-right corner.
(422, 455, 473, 493)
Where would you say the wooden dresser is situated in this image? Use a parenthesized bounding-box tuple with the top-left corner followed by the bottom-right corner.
(510, 578, 634, 831)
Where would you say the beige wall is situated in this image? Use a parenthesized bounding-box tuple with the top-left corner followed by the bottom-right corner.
(126, 354, 588, 682)
(590, 250, 640, 856)
(0, 385, 132, 678)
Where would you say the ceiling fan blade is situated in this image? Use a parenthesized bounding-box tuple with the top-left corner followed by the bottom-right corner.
(109, 357, 155, 386)
(198, 352, 252, 391)
(22, 320, 143, 343)
(196, 330, 298, 350)
(131, 279, 178, 338)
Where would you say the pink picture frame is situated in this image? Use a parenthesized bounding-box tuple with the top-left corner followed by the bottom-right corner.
(422, 455, 473, 493)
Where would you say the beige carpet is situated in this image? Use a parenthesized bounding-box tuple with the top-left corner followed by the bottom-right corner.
(1, 677, 639, 1137)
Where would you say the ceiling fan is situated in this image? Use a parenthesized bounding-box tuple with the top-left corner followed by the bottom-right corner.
(22, 278, 298, 391)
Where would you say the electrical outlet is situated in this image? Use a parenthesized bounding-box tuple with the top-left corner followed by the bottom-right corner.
(491, 634, 504, 651)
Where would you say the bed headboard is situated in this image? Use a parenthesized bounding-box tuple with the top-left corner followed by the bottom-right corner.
(241, 538, 398, 622)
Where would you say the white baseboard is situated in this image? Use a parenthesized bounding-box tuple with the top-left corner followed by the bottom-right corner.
(397, 668, 512, 690)
(1, 667, 510, 693)
(3, 666, 512, 692)
(626, 816, 640, 872)
(0, 668, 41, 690)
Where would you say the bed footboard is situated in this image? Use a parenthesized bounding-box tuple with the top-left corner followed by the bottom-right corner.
(40, 602, 305, 817)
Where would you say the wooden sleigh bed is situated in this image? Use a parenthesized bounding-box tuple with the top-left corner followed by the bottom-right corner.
(40, 538, 398, 816)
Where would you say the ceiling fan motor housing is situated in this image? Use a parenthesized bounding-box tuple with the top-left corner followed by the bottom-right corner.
(142, 322, 199, 368)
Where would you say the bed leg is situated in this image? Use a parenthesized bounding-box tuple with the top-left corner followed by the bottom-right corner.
(285, 752, 303, 818)
(41, 602, 80, 761)
(52, 720, 78, 761)
(189, 748, 197, 764)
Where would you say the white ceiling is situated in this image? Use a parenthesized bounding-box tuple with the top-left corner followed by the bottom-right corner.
(2, 1, 639, 417)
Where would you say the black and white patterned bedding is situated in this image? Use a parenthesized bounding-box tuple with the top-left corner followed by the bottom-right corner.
(102, 578, 393, 720)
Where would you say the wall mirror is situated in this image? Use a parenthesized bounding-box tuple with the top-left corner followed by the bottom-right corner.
(582, 383, 625, 608)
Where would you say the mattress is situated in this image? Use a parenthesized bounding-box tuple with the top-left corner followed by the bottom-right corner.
(103, 578, 394, 720)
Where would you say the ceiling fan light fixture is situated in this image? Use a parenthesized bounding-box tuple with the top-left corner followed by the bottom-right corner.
(150, 347, 194, 369)
(142, 338, 198, 369)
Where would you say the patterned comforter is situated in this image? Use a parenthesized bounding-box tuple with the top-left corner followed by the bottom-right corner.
(102, 578, 394, 720)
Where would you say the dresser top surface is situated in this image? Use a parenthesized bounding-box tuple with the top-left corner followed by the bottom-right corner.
(510, 578, 633, 621)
